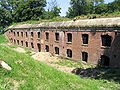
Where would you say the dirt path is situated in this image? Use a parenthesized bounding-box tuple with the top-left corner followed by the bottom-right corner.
(0, 43, 26, 53)
(32, 52, 75, 73)
(13, 47, 26, 53)
(1, 43, 75, 74)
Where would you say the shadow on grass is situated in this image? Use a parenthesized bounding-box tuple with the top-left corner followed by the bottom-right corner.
(72, 67, 120, 83)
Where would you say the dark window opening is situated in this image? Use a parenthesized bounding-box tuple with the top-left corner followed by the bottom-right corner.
(21, 41, 23, 46)
(26, 42, 28, 47)
(21, 32, 23, 37)
(115, 32, 117, 36)
(31, 43, 34, 48)
(67, 49, 72, 58)
(14, 39, 16, 44)
(14, 32, 16, 36)
(17, 32, 19, 36)
(100, 55, 110, 66)
(55, 47, 59, 55)
(26, 32, 28, 37)
(67, 33, 72, 42)
(114, 55, 116, 58)
(55, 33, 59, 41)
(38, 32, 41, 38)
(31, 32, 34, 37)
(45, 32, 49, 40)
(37, 43, 41, 52)
(101, 35, 112, 47)
(17, 40, 19, 45)
(10, 38, 13, 43)
(45, 45, 49, 52)
(82, 34, 89, 44)
(82, 52, 88, 62)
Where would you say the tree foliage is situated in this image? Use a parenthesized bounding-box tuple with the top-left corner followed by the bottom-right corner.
(45, 0, 61, 19)
(66, 0, 120, 18)
(66, 0, 104, 18)
(0, 0, 47, 27)
(12, 0, 46, 22)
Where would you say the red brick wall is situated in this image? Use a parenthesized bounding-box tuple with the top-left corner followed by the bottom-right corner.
(5, 29, 116, 66)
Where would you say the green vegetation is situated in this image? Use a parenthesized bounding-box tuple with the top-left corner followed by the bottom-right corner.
(0, 44, 120, 90)
(1, 0, 120, 29)
(9, 45, 17, 48)
(10, 17, 71, 26)
(67, 0, 120, 18)
(0, 35, 8, 44)
(0, 35, 119, 90)
(51, 58, 94, 69)
(0, 0, 61, 28)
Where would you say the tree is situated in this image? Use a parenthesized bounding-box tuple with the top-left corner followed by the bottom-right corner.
(0, 7, 12, 28)
(45, 0, 61, 19)
(12, 0, 46, 22)
(107, 0, 120, 13)
(0, 0, 47, 23)
(94, 3, 107, 14)
(66, 0, 104, 18)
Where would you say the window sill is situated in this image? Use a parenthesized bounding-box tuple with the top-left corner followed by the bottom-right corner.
(31, 38, 33, 40)
(66, 42, 72, 44)
(82, 44, 88, 46)
(55, 40, 59, 43)
(37, 38, 41, 41)
(101, 46, 110, 49)
(45, 40, 49, 42)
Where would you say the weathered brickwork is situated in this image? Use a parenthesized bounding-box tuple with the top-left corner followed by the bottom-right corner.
(5, 28, 120, 67)
(5, 18, 120, 67)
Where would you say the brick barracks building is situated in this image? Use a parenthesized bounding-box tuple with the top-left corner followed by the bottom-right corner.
(5, 17, 120, 67)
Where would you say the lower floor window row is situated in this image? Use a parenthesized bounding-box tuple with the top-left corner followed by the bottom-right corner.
(12, 41, 89, 62)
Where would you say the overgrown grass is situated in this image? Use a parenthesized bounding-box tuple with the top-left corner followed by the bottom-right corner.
(0, 35, 120, 89)
(0, 45, 120, 90)
(51, 58, 94, 69)
(24, 48, 35, 56)
(0, 35, 8, 44)
(9, 45, 17, 48)
(10, 17, 71, 26)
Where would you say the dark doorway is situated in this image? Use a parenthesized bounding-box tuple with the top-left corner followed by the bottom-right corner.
(82, 52, 88, 62)
(100, 55, 110, 66)
(55, 47, 59, 55)
(17, 40, 19, 45)
(21, 41, 23, 46)
(67, 49, 72, 58)
(31, 43, 34, 48)
(37, 43, 41, 52)
(26, 42, 28, 47)
(45, 45, 49, 52)
(101, 35, 112, 47)
(82, 34, 89, 44)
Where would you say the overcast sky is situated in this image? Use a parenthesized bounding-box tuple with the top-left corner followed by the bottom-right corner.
(46, 0, 115, 16)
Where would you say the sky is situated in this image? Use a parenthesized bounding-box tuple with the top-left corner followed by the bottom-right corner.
(46, 0, 115, 16)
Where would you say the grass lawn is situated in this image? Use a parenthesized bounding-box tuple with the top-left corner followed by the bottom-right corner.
(0, 35, 120, 90)
(0, 35, 8, 44)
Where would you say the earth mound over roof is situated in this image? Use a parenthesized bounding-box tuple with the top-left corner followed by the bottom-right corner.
(8, 17, 120, 29)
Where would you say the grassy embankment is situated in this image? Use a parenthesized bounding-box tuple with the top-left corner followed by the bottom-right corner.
(8, 13, 120, 26)
(0, 35, 120, 90)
